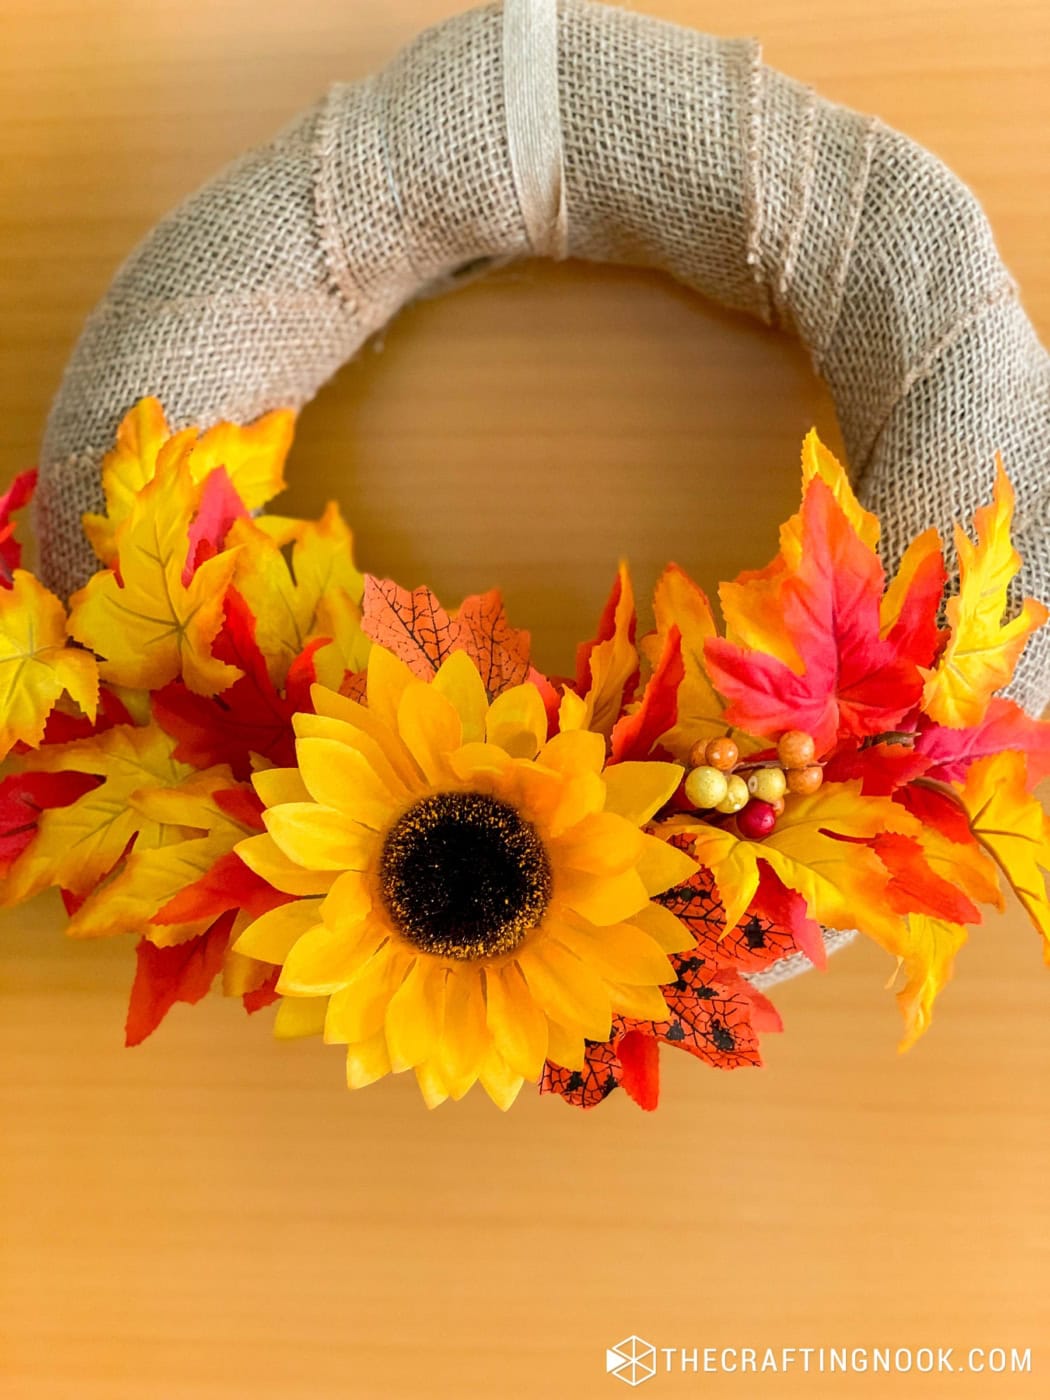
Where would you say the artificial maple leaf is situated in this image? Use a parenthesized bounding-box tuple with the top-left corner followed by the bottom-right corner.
(0, 770, 99, 877)
(610, 625, 683, 763)
(230, 505, 364, 685)
(69, 456, 240, 696)
(640, 959, 767, 1070)
(561, 565, 639, 737)
(668, 780, 920, 952)
(0, 570, 99, 759)
(916, 698, 1050, 788)
(124, 910, 234, 1047)
(82, 397, 293, 565)
(2, 723, 194, 902)
(868, 831, 981, 924)
(153, 589, 322, 779)
(705, 478, 932, 752)
(360, 577, 532, 698)
(0, 468, 37, 585)
(63, 767, 256, 944)
(922, 459, 1049, 728)
(958, 750, 1050, 956)
(154, 847, 290, 926)
(823, 740, 932, 795)
(894, 913, 969, 1050)
(615, 1028, 661, 1110)
(185, 467, 247, 577)
(879, 527, 947, 659)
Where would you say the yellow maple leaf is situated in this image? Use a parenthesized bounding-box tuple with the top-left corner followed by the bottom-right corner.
(667, 780, 919, 950)
(641, 563, 763, 762)
(65, 767, 254, 945)
(895, 913, 969, 1051)
(2, 724, 194, 902)
(959, 750, 1050, 957)
(230, 503, 365, 685)
(69, 456, 241, 695)
(922, 459, 1049, 727)
(82, 397, 293, 565)
(880, 527, 944, 638)
(0, 570, 98, 759)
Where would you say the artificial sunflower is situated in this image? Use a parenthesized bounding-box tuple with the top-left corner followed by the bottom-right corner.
(233, 644, 697, 1107)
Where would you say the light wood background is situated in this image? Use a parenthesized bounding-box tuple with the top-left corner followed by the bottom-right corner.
(2, 2, 1048, 1397)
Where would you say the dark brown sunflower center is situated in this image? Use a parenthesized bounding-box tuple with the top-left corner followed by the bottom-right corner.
(377, 792, 552, 960)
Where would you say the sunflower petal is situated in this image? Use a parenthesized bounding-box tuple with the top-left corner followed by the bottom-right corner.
(415, 1060, 451, 1108)
(550, 811, 644, 874)
(274, 994, 329, 1039)
(485, 684, 548, 760)
(553, 916, 675, 985)
(303, 691, 419, 791)
(538, 728, 607, 776)
(433, 652, 488, 744)
(345, 1030, 392, 1089)
(397, 684, 462, 784)
(323, 943, 407, 1043)
(485, 963, 549, 1080)
(477, 1046, 526, 1111)
(385, 957, 445, 1071)
(365, 647, 417, 733)
(557, 867, 650, 925)
(630, 901, 696, 953)
(438, 965, 491, 1084)
(602, 761, 683, 826)
(263, 803, 376, 871)
(606, 980, 671, 1022)
(517, 939, 612, 1041)
(296, 736, 404, 827)
(235, 833, 336, 896)
(253, 766, 311, 807)
(635, 832, 698, 895)
(448, 741, 513, 782)
(277, 918, 386, 995)
(545, 1016, 586, 1071)
(233, 898, 323, 964)
(320, 869, 373, 933)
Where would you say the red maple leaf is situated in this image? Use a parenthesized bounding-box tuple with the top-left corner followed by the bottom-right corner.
(153, 849, 290, 926)
(0, 468, 36, 585)
(610, 625, 683, 763)
(124, 911, 235, 1047)
(916, 698, 1050, 788)
(0, 770, 99, 876)
(152, 589, 321, 778)
(705, 479, 939, 752)
(823, 739, 932, 795)
(184, 467, 248, 580)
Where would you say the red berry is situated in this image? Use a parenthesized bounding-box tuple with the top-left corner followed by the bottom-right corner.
(736, 799, 777, 840)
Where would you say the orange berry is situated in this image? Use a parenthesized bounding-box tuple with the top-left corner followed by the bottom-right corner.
(687, 739, 710, 769)
(705, 737, 739, 771)
(786, 764, 823, 795)
(777, 730, 816, 769)
(768, 795, 786, 817)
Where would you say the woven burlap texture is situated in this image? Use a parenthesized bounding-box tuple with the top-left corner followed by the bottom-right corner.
(32, 0, 1050, 982)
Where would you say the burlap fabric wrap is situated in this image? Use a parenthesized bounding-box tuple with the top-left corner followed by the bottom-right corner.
(33, 0, 1050, 987)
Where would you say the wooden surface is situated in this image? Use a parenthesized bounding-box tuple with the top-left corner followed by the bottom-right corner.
(2, 2, 1049, 1397)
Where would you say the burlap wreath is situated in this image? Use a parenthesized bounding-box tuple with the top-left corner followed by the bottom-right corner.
(31, 0, 1050, 987)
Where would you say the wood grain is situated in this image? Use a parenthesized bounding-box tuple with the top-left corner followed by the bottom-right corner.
(2, 2, 1048, 1397)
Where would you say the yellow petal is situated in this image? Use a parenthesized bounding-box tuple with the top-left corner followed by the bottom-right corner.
(396, 683, 462, 783)
(635, 832, 698, 895)
(509, 765, 605, 839)
(277, 918, 385, 995)
(553, 916, 675, 986)
(545, 1016, 586, 1071)
(476, 1046, 525, 1111)
(437, 965, 491, 1084)
(432, 652, 488, 743)
(252, 766, 311, 807)
(344, 1030, 392, 1089)
(366, 647, 417, 733)
(556, 867, 650, 925)
(605, 980, 671, 1022)
(384, 957, 445, 1071)
(602, 761, 683, 826)
(537, 728, 607, 776)
(485, 963, 549, 1080)
(550, 811, 644, 875)
(324, 943, 407, 1043)
(307, 685, 420, 791)
(235, 833, 336, 896)
(295, 708, 418, 797)
(273, 994, 329, 1039)
(233, 898, 324, 964)
(485, 684, 548, 760)
(517, 938, 612, 1041)
(448, 741, 513, 782)
(320, 868, 374, 933)
(630, 901, 696, 953)
(557, 687, 589, 733)
(263, 802, 376, 871)
(295, 736, 404, 826)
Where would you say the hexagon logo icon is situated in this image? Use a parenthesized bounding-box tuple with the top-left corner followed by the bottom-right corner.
(606, 1335, 657, 1387)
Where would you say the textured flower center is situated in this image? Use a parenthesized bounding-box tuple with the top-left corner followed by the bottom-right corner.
(378, 792, 552, 960)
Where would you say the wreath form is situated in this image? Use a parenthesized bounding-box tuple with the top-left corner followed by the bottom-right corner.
(5, 0, 1048, 1109)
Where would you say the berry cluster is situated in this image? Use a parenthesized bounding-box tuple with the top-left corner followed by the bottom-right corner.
(682, 730, 823, 839)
